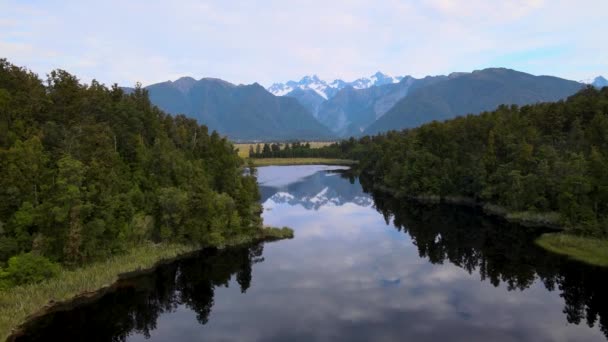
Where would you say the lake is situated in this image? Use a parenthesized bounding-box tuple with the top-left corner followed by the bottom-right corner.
(14, 165, 608, 341)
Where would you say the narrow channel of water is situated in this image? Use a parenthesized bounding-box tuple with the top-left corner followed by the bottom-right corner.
(15, 165, 608, 341)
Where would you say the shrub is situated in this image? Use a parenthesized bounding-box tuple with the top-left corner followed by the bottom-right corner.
(0, 253, 60, 289)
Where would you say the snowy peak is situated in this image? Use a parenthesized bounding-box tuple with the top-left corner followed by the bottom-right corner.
(266, 186, 373, 210)
(370, 71, 403, 86)
(268, 74, 330, 99)
(268, 72, 406, 99)
(267, 83, 290, 96)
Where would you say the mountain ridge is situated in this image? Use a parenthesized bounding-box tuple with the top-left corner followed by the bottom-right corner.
(132, 77, 334, 141)
(123, 67, 590, 140)
(364, 68, 584, 135)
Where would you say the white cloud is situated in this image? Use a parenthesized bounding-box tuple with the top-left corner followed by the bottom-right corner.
(0, 0, 606, 86)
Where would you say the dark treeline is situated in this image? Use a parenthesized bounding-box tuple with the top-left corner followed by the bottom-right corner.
(0, 60, 261, 285)
(12, 243, 265, 341)
(320, 87, 608, 237)
(248, 142, 339, 158)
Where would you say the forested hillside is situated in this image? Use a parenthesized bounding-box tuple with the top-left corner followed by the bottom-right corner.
(0, 59, 261, 286)
(321, 87, 608, 237)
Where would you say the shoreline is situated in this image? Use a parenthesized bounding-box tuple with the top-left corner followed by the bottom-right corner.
(371, 182, 562, 229)
(367, 181, 608, 267)
(535, 233, 608, 267)
(2, 227, 294, 341)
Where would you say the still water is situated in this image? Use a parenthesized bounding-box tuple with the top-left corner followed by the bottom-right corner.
(15, 165, 608, 341)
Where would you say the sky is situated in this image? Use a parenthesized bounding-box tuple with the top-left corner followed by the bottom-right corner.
(1, 0, 606, 87)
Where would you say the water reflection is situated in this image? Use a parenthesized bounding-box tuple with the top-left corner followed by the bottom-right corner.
(15, 165, 608, 341)
(365, 183, 608, 338)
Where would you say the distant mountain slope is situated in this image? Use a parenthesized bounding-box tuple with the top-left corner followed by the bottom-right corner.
(141, 78, 334, 141)
(592, 76, 608, 88)
(315, 77, 417, 137)
(284, 88, 326, 119)
(364, 68, 584, 135)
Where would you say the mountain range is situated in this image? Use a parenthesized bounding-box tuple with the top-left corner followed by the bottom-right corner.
(260, 169, 372, 210)
(124, 70, 604, 141)
(267, 72, 404, 99)
(364, 68, 584, 135)
(124, 78, 333, 141)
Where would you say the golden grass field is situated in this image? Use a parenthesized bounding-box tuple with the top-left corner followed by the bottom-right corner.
(248, 158, 357, 166)
(233, 141, 335, 158)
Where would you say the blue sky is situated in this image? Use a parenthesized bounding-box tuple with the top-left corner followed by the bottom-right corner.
(1, 0, 606, 87)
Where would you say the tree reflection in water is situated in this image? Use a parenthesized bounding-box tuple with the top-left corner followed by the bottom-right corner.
(13, 169, 608, 341)
(360, 173, 608, 339)
(13, 244, 265, 342)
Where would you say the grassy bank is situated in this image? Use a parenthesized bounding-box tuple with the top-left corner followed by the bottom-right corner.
(249, 158, 357, 166)
(536, 233, 608, 267)
(372, 181, 608, 268)
(0, 243, 196, 340)
(1, 227, 294, 340)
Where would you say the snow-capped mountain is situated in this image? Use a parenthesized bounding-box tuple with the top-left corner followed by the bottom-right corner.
(259, 168, 373, 210)
(349, 72, 404, 90)
(267, 75, 334, 99)
(267, 72, 404, 99)
(265, 187, 373, 210)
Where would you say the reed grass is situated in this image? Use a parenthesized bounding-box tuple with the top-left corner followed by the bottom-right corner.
(0, 243, 197, 340)
(0, 225, 295, 340)
(536, 233, 608, 267)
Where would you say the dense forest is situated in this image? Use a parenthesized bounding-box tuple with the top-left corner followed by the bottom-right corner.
(0, 59, 261, 287)
(318, 87, 608, 237)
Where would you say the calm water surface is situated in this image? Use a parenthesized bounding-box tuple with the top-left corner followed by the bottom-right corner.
(16, 165, 608, 341)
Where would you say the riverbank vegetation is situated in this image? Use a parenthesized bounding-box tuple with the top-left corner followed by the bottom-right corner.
(0, 224, 294, 340)
(0, 58, 267, 287)
(536, 233, 608, 267)
(315, 87, 608, 262)
(0, 243, 195, 340)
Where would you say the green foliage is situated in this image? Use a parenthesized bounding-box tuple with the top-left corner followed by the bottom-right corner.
(321, 86, 608, 237)
(0, 243, 196, 340)
(0, 59, 262, 286)
(259, 226, 295, 240)
(0, 253, 60, 288)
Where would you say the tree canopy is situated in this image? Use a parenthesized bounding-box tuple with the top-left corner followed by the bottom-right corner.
(0, 59, 261, 276)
